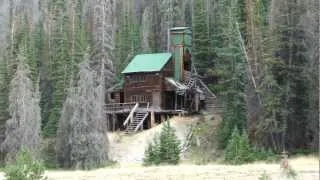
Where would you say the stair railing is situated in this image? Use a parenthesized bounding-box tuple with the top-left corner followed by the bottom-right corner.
(123, 103, 139, 127)
(134, 102, 150, 132)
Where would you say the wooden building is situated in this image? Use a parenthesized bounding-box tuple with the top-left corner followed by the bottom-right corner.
(106, 27, 216, 133)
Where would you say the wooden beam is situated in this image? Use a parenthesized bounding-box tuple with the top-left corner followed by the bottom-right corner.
(161, 114, 166, 123)
(112, 114, 116, 132)
(175, 92, 178, 110)
(151, 111, 155, 128)
(123, 103, 139, 126)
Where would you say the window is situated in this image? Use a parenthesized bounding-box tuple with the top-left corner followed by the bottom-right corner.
(131, 95, 138, 102)
(130, 95, 150, 102)
(131, 75, 146, 82)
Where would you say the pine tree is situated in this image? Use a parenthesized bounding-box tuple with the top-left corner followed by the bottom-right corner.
(0, 52, 10, 153)
(214, 0, 248, 149)
(1, 47, 41, 163)
(224, 127, 252, 164)
(192, 0, 212, 76)
(257, 0, 313, 151)
(158, 121, 181, 165)
(143, 121, 181, 165)
(43, 0, 70, 137)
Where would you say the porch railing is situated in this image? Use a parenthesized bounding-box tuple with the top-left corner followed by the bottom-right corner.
(105, 102, 150, 112)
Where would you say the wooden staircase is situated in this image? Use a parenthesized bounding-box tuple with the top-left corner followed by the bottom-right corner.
(123, 103, 150, 134)
(186, 78, 195, 88)
(125, 111, 149, 134)
(183, 71, 195, 88)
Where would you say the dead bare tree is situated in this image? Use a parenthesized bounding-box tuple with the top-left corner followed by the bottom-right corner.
(57, 51, 109, 169)
(1, 48, 41, 163)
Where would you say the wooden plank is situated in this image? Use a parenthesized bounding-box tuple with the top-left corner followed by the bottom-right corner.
(151, 111, 155, 128)
(123, 103, 139, 126)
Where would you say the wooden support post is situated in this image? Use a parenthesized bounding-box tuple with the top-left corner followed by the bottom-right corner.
(161, 114, 166, 123)
(112, 114, 116, 132)
(184, 94, 187, 110)
(195, 93, 200, 112)
(175, 92, 178, 110)
(106, 114, 110, 131)
(130, 113, 133, 124)
(151, 111, 156, 128)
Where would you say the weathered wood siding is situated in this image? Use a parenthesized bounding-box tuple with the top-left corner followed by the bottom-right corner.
(123, 58, 174, 108)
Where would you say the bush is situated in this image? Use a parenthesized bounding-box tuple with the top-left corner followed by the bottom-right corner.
(224, 127, 279, 164)
(224, 127, 252, 164)
(143, 139, 161, 166)
(41, 138, 56, 169)
(251, 146, 278, 162)
(4, 149, 47, 180)
(143, 121, 181, 166)
(258, 171, 272, 180)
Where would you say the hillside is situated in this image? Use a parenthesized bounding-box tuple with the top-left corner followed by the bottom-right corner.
(108, 116, 199, 164)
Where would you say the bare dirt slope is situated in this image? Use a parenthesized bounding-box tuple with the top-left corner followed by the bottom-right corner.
(44, 156, 318, 180)
(107, 116, 198, 163)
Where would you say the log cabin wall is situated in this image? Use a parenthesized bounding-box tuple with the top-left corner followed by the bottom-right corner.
(123, 58, 174, 109)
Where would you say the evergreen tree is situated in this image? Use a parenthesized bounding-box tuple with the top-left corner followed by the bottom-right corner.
(144, 121, 181, 165)
(158, 120, 181, 165)
(114, 3, 141, 76)
(0, 52, 10, 154)
(192, 0, 212, 76)
(257, 0, 313, 151)
(43, 0, 71, 137)
(214, 0, 248, 149)
(224, 127, 252, 164)
(0, 53, 9, 116)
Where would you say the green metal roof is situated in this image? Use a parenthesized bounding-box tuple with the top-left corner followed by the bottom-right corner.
(170, 27, 190, 31)
(122, 53, 172, 74)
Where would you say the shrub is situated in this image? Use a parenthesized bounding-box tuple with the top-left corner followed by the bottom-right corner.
(143, 121, 181, 165)
(4, 149, 47, 180)
(281, 165, 298, 180)
(251, 146, 278, 162)
(258, 171, 272, 180)
(224, 127, 279, 164)
(41, 138, 56, 169)
(224, 127, 252, 164)
(143, 139, 161, 166)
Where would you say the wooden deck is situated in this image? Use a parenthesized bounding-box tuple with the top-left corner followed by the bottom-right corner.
(105, 102, 188, 114)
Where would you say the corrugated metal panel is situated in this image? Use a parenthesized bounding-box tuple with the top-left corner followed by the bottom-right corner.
(174, 46, 183, 80)
(122, 53, 172, 74)
(169, 27, 192, 81)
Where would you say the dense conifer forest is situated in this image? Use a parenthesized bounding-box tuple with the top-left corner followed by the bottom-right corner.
(0, 0, 318, 170)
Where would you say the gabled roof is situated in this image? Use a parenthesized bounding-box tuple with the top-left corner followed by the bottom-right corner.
(122, 53, 172, 74)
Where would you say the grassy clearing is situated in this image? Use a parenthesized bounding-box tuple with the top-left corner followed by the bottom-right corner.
(33, 156, 318, 180)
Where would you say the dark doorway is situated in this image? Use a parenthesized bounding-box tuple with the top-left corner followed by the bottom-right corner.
(120, 92, 124, 103)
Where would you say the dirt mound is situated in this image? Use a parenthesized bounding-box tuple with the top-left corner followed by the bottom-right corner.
(107, 116, 199, 164)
